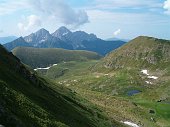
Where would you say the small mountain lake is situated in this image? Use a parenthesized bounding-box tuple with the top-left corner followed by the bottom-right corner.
(127, 90, 141, 96)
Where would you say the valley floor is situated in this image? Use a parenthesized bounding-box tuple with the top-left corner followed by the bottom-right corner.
(36, 60, 170, 127)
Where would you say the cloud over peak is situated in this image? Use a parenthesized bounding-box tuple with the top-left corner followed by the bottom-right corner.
(29, 0, 89, 28)
(18, 15, 41, 31)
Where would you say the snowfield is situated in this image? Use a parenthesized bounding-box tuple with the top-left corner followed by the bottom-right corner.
(34, 64, 57, 71)
(123, 121, 140, 127)
(141, 69, 158, 81)
(148, 76, 158, 79)
(141, 70, 149, 75)
(145, 81, 152, 84)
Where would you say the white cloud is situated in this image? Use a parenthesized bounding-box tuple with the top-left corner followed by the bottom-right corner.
(0, 0, 28, 15)
(28, 0, 89, 28)
(164, 0, 170, 15)
(18, 15, 41, 31)
(113, 29, 121, 36)
(0, 0, 89, 28)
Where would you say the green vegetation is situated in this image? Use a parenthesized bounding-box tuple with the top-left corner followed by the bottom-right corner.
(36, 36, 170, 127)
(12, 47, 102, 68)
(0, 45, 114, 127)
(93, 36, 170, 72)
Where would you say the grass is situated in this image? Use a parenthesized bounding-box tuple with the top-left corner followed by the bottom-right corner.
(12, 47, 102, 68)
(8, 36, 170, 127)
(38, 59, 170, 127)
(93, 36, 170, 72)
(0, 45, 113, 127)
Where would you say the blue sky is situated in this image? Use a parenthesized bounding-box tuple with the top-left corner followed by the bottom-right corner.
(0, 0, 170, 40)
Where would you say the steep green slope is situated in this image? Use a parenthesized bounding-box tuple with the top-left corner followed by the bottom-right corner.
(37, 36, 170, 127)
(12, 47, 102, 68)
(0, 44, 113, 127)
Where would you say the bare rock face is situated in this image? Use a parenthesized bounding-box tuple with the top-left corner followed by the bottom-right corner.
(52, 26, 71, 40)
(24, 28, 51, 43)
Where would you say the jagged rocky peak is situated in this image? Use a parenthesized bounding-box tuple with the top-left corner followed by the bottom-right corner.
(72, 31, 97, 41)
(35, 28, 50, 36)
(52, 26, 71, 38)
(24, 28, 51, 44)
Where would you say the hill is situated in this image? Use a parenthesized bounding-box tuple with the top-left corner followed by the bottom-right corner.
(12, 47, 102, 68)
(4, 26, 126, 55)
(94, 36, 170, 71)
(37, 36, 170, 127)
(0, 44, 115, 127)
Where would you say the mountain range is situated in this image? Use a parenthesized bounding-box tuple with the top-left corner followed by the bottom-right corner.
(106, 38, 130, 42)
(0, 36, 17, 44)
(4, 26, 126, 55)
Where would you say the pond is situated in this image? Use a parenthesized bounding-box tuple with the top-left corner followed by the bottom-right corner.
(127, 90, 141, 96)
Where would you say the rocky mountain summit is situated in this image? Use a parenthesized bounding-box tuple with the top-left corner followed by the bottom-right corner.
(4, 26, 126, 55)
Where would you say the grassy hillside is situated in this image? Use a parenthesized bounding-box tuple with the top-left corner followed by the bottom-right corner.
(94, 36, 170, 72)
(0, 44, 116, 127)
(36, 36, 170, 127)
(12, 47, 102, 68)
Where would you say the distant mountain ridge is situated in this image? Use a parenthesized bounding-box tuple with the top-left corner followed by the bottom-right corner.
(4, 37, 31, 51)
(52, 26, 98, 49)
(106, 38, 130, 42)
(0, 36, 17, 44)
(4, 26, 126, 55)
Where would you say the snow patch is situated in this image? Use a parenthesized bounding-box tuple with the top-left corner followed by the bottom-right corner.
(141, 69, 158, 80)
(34, 67, 50, 71)
(148, 76, 158, 79)
(40, 39, 46, 42)
(145, 81, 152, 84)
(141, 70, 149, 75)
(123, 121, 140, 127)
(62, 32, 68, 36)
(34, 64, 57, 71)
